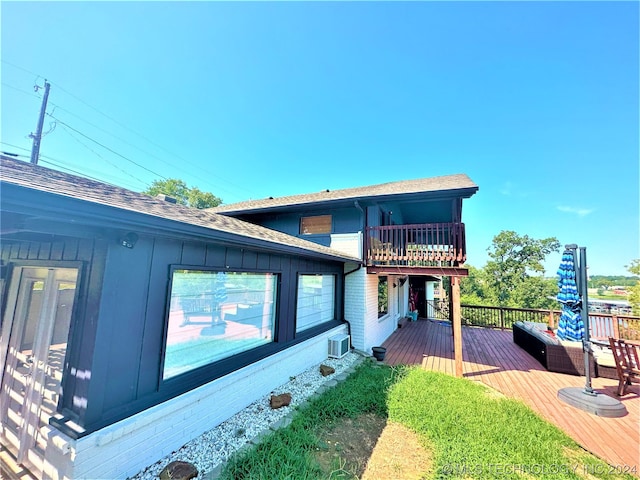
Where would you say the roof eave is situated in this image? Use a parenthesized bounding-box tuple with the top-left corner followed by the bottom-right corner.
(1, 182, 359, 264)
(214, 185, 479, 216)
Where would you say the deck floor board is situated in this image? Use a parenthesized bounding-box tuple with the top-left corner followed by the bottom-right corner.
(381, 319, 640, 471)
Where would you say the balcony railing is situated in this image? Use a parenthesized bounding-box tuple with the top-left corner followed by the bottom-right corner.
(365, 223, 466, 268)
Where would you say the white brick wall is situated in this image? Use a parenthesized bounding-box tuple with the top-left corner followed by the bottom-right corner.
(344, 266, 366, 350)
(48, 325, 347, 480)
(345, 268, 404, 354)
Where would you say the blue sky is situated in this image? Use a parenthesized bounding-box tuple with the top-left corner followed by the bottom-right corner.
(2, 2, 638, 276)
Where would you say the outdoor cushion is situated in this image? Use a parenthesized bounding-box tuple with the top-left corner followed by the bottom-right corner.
(516, 321, 562, 346)
(522, 321, 549, 332)
(592, 348, 616, 368)
(558, 338, 582, 348)
(527, 326, 561, 346)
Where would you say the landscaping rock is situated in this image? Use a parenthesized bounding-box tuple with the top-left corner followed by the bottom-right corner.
(158, 460, 198, 480)
(270, 393, 292, 409)
(320, 364, 335, 376)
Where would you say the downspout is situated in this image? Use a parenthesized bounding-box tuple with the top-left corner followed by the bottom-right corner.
(354, 200, 365, 249)
(343, 198, 365, 351)
(354, 199, 366, 265)
(342, 263, 363, 349)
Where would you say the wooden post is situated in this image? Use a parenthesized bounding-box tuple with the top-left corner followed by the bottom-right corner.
(451, 276, 463, 377)
(448, 284, 454, 337)
(612, 315, 620, 339)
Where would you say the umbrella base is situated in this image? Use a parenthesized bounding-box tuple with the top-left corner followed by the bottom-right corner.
(557, 387, 627, 418)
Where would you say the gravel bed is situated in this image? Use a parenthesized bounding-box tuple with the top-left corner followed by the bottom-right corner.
(129, 351, 364, 480)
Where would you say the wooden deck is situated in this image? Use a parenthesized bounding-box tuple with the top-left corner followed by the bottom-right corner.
(382, 319, 640, 471)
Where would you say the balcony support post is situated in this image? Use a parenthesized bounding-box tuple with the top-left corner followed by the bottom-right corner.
(451, 275, 463, 378)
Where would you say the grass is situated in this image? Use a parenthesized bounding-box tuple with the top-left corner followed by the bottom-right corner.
(220, 361, 398, 480)
(389, 369, 635, 479)
(220, 361, 637, 479)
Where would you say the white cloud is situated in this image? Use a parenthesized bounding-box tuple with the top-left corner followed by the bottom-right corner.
(557, 205, 594, 217)
(500, 181, 513, 196)
(500, 181, 530, 198)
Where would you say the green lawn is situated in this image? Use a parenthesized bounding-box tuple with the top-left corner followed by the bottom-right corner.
(220, 361, 637, 479)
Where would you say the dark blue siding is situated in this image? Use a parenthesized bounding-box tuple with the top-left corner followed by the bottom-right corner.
(2, 232, 345, 437)
(241, 207, 361, 246)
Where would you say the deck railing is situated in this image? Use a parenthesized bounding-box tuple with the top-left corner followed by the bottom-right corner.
(365, 223, 466, 267)
(453, 304, 640, 341)
(425, 299, 449, 320)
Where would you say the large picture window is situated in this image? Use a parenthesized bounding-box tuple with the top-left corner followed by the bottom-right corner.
(300, 215, 332, 235)
(378, 276, 388, 318)
(296, 274, 335, 332)
(163, 270, 277, 380)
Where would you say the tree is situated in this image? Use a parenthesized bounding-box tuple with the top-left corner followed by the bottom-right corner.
(627, 259, 640, 315)
(510, 276, 559, 310)
(144, 179, 222, 209)
(460, 265, 495, 306)
(483, 230, 560, 308)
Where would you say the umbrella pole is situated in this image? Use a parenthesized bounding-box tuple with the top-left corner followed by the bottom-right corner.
(557, 244, 625, 417)
(576, 247, 594, 395)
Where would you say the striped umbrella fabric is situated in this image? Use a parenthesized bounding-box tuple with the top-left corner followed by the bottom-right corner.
(556, 249, 585, 341)
(214, 271, 228, 305)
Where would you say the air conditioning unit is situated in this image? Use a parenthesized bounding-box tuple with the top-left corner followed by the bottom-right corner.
(328, 334, 350, 359)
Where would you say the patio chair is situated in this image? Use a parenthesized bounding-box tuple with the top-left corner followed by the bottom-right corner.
(608, 337, 640, 396)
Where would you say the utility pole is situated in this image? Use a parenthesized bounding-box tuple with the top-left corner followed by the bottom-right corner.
(30, 80, 51, 165)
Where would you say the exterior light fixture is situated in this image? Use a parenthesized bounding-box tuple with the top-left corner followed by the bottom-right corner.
(119, 232, 138, 249)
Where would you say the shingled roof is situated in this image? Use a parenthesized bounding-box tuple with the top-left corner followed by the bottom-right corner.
(211, 173, 478, 213)
(0, 156, 359, 262)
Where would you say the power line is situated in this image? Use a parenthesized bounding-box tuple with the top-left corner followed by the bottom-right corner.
(1, 60, 40, 77)
(56, 121, 150, 187)
(1, 82, 42, 99)
(47, 84, 256, 196)
(48, 114, 167, 180)
(42, 154, 147, 191)
(1, 141, 147, 191)
(0, 142, 31, 152)
(38, 158, 143, 189)
(45, 79, 254, 195)
(48, 101, 192, 175)
(2, 61, 257, 197)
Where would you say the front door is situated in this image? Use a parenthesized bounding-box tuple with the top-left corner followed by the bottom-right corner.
(0, 266, 78, 476)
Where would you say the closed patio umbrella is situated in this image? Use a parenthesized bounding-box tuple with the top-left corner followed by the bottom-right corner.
(556, 244, 625, 417)
(213, 271, 228, 320)
(200, 272, 228, 336)
(556, 249, 584, 342)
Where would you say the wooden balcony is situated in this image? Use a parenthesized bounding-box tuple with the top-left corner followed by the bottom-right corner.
(365, 223, 467, 273)
(382, 320, 639, 471)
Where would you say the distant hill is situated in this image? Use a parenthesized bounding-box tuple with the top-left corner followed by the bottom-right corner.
(588, 275, 638, 289)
